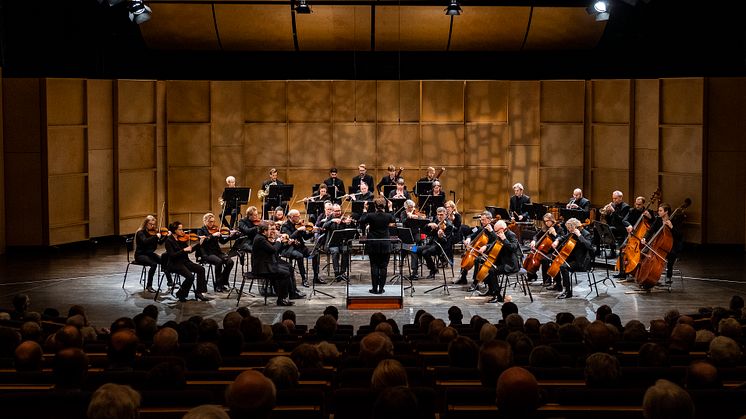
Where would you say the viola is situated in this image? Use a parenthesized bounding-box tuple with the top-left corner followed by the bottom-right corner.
(176, 232, 200, 243)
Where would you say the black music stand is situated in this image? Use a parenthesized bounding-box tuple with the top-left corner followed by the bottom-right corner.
(389, 198, 406, 215)
(351, 201, 367, 216)
(415, 180, 433, 196)
(308, 237, 334, 299)
(306, 201, 325, 220)
(520, 202, 533, 220)
(531, 203, 549, 220)
(486, 206, 510, 221)
(326, 228, 358, 284)
(403, 217, 430, 243)
(591, 220, 617, 292)
(424, 239, 453, 295)
(382, 185, 396, 198)
(227, 236, 254, 299)
(221, 187, 251, 227)
(560, 208, 590, 222)
(394, 227, 416, 296)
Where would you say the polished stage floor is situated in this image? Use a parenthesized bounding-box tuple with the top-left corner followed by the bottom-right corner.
(0, 238, 745, 330)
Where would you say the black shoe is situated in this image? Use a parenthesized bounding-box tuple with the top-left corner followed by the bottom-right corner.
(613, 273, 626, 279)
(488, 295, 503, 303)
(547, 285, 563, 291)
(195, 293, 212, 302)
(290, 292, 306, 299)
(177, 296, 188, 302)
(467, 285, 477, 292)
(314, 278, 327, 284)
(379, 288, 385, 294)
(426, 270, 438, 279)
(665, 278, 673, 284)
(557, 292, 572, 299)
(369, 288, 377, 294)
(301, 280, 310, 288)
(277, 299, 294, 306)
(146, 287, 156, 293)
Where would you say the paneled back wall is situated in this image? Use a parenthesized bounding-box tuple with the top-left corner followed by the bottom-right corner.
(4, 77, 722, 248)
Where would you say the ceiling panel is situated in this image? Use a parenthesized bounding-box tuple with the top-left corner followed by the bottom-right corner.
(140, 4, 220, 50)
(449, 6, 530, 51)
(296, 6, 372, 51)
(215, 4, 294, 51)
(376, 6, 451, 51)
(524, 7, 606, 50)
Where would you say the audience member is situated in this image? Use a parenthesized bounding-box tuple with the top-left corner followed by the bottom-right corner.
(584, 352, 621, 388)
(225, 370, 276, 419)
(14, 340, 43, 372)
(480, 323, 497, 343)
(371, 358, 408, 391)
(495, 367, 540, 418)
(291, 343, 322, 369)
(448, 336, 479, 368)
(107, 329, 139, 371)
(314, 314, 338, 340)
(479, 340, 513, 387)
(87, 383, 141, 419)
(686, 360, 721, 389)
(223, 312, 243, 331)
(53, 347, 89, 390)
(323, 305, 339, 320)
(150, 327, 179, 355)
(447, 305, 463, 325)
(183, 404, 230, 419)
(263, 356, 299, 390)
(642, 379, 694, 419)
(372, 386, 418, 419)
(187, 342, 222, 371)
(528, 345, 561, 368)
(708, 336, 742, 368)
(438, 326, 459, 344)
(638, 342, 670, 367)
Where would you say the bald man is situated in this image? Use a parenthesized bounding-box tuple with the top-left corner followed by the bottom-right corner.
(495, 367, 540, 417)
(225, 370, 276, 419)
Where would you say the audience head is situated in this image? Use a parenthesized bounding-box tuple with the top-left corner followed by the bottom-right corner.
(372, 386, 418, 419)
(263, 356, 299, 390)
(218, 328, 245, 357)
(448, 336, 479, 368)
(198, 319, 220, 342)
(225, 370, 276, 419)
(371, 359, 408, 391)
(639, 342, 670, 367)
(15, 340, 43, 372)
(240, 316, 264, 343)
(447, 306, 463, 325)
(281, 310, 296, 324)
(506, 331, 534, 357)
(360, 332, 394, 367)
(558, 323, 583, 343)
(649, 319, 668, 340)
(55, 325, 84, 350)
(375, 322, 394, 338)
(20, 321, 42, 343)
(418, 313, 435, 334)
(223, 312, 243, 331)
(529, 345, 561, 368)
(479, 323, 498, 343)
(708, 336, 742, 368)
(316, 341, 340, 366)
(323, 305, 339, 320)
(596, 305, 612, 321)
(501, 302, 519, 321)
(717, 317, 743, 339)
(291, 343, 322, 369)
(108, 329, 139, 369)
(0, 326, 21, 357)
(642, 379, 694, 419)
(728, 295, 744, 316)
(183, 405, 230, 419)
(686, 360, 720, 389)
(53, 347, 89, 389)
(438, 326, 459, 344)
(428, 318, 446, 341)
(584, 320, 613, 353)
(87, 383, 141, 419)
(478, 340, 513, 387)
(584, 352, 621, 388)
(12, 294, 30, 317)
(187, 342, 222, 371)
(623, 320, 648, 342)
(495, 367, 540, 416)
(669, 323, 696, 353)
(151, 327, 179, 356)
(315, 315, 338, 340)
(110, 316, 136, 333)
(539, 322, 559, 343)
(524, 318, 541, 335)
(556, 312, 575, 325)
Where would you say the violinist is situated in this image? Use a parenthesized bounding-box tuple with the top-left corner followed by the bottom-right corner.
(550, 218, 594, 299)
(261, 168, 285, 219)
(444, 200, 462, 263)
(376, 165, 399, 195)
(482, 219, 521, 303)
(566, 188, 591, 211)
(251, 222, 295, 306)
(323, 168, 345, 204)
(218, 175, 239, 228)
(388, 178, 411, 201)
(351, 164, 375, 194)
(237, 206, 261, 255)
(458, 211, 493, 287)
(165, 221, 210, 302)
(323, 204, 356, 282)
(600, 190, 630, 257)
(281, 209, 321, 289)
(271, 206, 286, 223)
(509, 183, 531, 221)
(197, 213, 236, 293)
(359, 197, 397, 294)
(526, 213, 565, 286)
(641, 203, 683, 285)
(135, 215, 172, 292)
(413, 207, 453, 280)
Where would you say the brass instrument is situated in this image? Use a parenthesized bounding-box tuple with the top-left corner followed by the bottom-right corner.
(257, 181, 277, 200)
(601, 202, 614, 216)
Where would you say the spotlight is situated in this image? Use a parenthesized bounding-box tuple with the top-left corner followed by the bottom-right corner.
(127, 0, 152, 25)
(586, 0, 610, 21)
(593, 0, 608, 13)
(445, 0, 462, 16)
(98, 0, 126, 5)
(295, 0, 312, 14)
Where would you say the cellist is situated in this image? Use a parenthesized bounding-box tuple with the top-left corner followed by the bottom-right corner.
(614, 196, 654, 280)
(526, 213, 565, 287)
(550, 218, 594, 299)
(457, 211, 493, 286)
(641, 203, 683, 285)
(481, 219, 522, 304)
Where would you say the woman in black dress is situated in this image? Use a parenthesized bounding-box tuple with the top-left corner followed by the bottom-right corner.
(359, 197, 397, 294)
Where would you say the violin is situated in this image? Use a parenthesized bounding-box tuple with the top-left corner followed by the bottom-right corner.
(176, 232, 200, 243)
(147, 226, 170, 236)
(296, 221, 315, 232)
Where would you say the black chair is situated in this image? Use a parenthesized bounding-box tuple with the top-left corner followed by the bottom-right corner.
(122, 236, 148, 290)
(237, 270, 270, 307)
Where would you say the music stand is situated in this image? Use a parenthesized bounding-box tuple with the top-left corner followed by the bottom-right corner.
(394, 227, 416, 296)
(486, 206, 510, 221)
(424, 239, 453, 295)
(306, 201, 325, 219)
(389, 198, 406, 215)
(592, 220, 617, 291)
(560, 208, 589, 222)
(415, 180, 433, 197)
(308, 237, 334, 299)
(326, 228, 358, 284)
(403, 217, 430, 243)
(221, 187, 251, 227)
(381, 184, 396, 198)
(227, 236, 254, 299)
(531, 203, 549, 220)
(351, 201, 367, 216)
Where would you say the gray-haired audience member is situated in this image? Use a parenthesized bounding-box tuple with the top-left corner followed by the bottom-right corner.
(183, 405, 230, 419)
(87, 383, 141, 419)
(478, 340, 513, 387)
(584, 352, 620, 388)
(15, 340, 43, 372)
(263, 356, 299, 390)
(225, 370, 276, 419)
(642, 379, 694, 419)
(708, 336, 743, 368)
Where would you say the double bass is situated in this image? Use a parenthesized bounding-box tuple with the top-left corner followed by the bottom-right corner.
(634, 199, 690, 288)
(615, 188, 661, 274)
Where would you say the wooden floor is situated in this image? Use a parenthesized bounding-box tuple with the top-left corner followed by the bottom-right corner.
(0, 238, 745, 331)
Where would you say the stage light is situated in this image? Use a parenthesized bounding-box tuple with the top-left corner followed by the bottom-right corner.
(593, 1, 608, 13)
(127, 0, 152, 25)
(445, 0, 462, 16)
(586, 0, 610, 21)
(98, 0, 126, 5)
(295, 0, 312, 14)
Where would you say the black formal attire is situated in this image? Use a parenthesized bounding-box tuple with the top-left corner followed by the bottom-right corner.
(306, 193, 332, 223)
(376, 175, 398, 195)
(388, 189, 411, 201)
(414, 220, 453, 278)
(197, 226, 235, 290)
(251, 233, 294, 305)
(622, 207, 654, 230)
(604, 201, 631, 245)
(509, 194, 532, 221)
(323, 177, 345, 204)
(165, 235, 207, 301)
(446, 211, 463, 263)
(135, 230, 171, 289)
(280, 220, 317, 287)
(643, 217, 684, 282)
(351, 174, 374, 194)
(415, 176, 436, 196)
(220, 189, 240, 228)
(323, 217, 357, 280)
(237, 219, 259, 254)
(261, 178, 286, 219)
(553, 228, 594, 297)
(359, 210, 397, 293)
(526, 224, 566, 285)
(421, 191, 446, 218)
(484, 229, 522, 301)
(569, 197, 591, 211)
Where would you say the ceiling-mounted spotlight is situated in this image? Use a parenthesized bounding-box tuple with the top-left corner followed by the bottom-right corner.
(127, 0, 152, 24)
(295, 0, 312, 14)
(586, 0, 610, 21)
(445, 0, 462, 16)
(98, 0, 126, 5)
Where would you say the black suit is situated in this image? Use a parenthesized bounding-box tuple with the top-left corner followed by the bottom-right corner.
(484, 229, 522, 297)
(414, 219, 453, 276)
(351, 174, 374, 193)
(280, 220, 315, 285)
(359, 211, 397, 292)
(251, 233, 293, 304)
(323, 177, 345, 203)
(604, 201, 630, 243)
(197, 226, 234, 289)
(261, 178, 286, 218)
(509, 194, 532, 220)
(165, 235, 206, 300)
(376, 175, 397, 195)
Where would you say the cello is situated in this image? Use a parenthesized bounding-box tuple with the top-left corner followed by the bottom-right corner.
(522, 230, 555, 275)
(476, 237, 504, 282)
(547, 220, 591, 279)
(460, 228, 490, 271)
(634, 199, 690, 288)
(615, 188, 661, 274)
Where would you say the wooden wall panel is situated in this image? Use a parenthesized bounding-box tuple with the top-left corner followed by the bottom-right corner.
(244, 82, 287, 122)
(166, 81, 210, 123)
(117, 81, 156, 124)
(118, 170, 156, 223)
(211, 81, 243, 126)
(660, 78, 704, 125)
(167, 124, 211, 167)
(0, 68, 3, 252)
(591, 79, 630, 124)
(244, 124, 288, 167)
(333, 123, 377, 168)
(332, 81, 377, 122)
(592, 125, 629, 170)
(465, 81, 509, 123)
(509, 81, 540, 146)
(421, 124, 464, 167)
(591, 171, 629, 206)
(5, 154, 44, 245)
(540, 81, 584, 123)
(49, 225, 88, 246)
(463, 168, 500, 214)
(288, 81, 332, 122)
(210, 145, 243, 215)
(88, 149, 115, 237)
(510, 145, 541, 202)
(660, 126, 703, 174)
(4, 78, 42, 153)
(422, 81, 464, 122)
(243, 167, 278, 206)
(633, 148, 660, 199)
(634, 80, 659, 150)
(212, 123, 243, 149)
(539, 124, 584, 167)
(465, 124, 509, 167)
(288, 169, 325, 209)
(289, 123, 333, 167)
(118, 125, 156, 170)
(377, 124, 420, 169)
(46, 79, 86, 126)
(168, 167, 211, 223)
(377, 81, 419, 122)
(540, 168, 584, 204)
(660, 174, 702, 243)
(49, 176, 87, 227)
(47, 127, 86, 175)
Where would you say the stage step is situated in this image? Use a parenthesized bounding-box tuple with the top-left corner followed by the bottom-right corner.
(347, 295, 403, 310)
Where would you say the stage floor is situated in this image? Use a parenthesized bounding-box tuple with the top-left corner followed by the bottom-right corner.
(1, 240, 745, 330)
